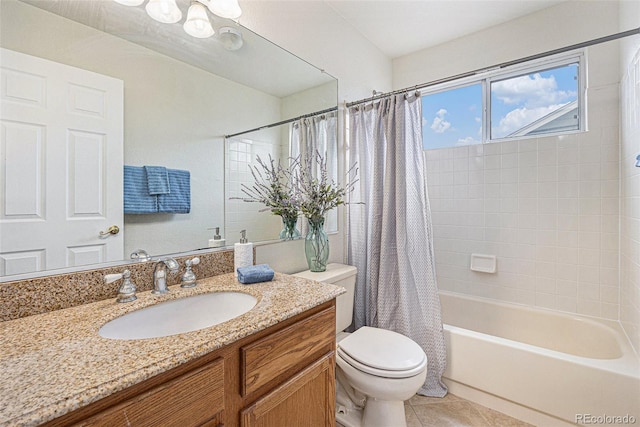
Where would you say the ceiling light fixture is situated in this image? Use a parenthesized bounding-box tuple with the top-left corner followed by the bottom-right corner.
(145, 0, 182, 24)
(114, 0, 145, 5)
(113, 0, 242, 40)
(184, 1, 215, 38)
(203, 0, 242, 20)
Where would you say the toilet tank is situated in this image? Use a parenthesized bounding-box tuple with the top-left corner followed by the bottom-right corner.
(292, 263, 356, 332)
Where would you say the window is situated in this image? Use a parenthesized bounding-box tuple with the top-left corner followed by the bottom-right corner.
(422, 83, 482, 149)
(422, 53, 584, 150)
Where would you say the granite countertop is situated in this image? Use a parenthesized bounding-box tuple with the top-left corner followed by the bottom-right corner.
(0, 272, 344, 426)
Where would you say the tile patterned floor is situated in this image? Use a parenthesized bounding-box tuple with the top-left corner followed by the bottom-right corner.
(405, 394, 534, 427)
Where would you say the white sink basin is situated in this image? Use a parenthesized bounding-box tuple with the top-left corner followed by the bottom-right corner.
(99, 292, 258, 340)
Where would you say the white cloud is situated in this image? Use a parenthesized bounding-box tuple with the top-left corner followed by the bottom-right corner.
(493, 104, 564, 137)
(492, 73, 575, 108)
(431, 108, 451, 133)
(457, 136, 480, 146)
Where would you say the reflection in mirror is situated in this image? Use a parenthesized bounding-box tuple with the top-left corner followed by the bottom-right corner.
(0, 0, 337, 280)
(225, 129, 288, 244)
(225, 109, 338, 244)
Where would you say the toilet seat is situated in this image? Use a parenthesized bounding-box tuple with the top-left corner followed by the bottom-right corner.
(337, 326, 427, 379)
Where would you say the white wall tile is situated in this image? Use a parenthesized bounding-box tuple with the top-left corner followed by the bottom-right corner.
(557, 296, 577, 313)
(424, 36, 625, 325)
(558, 148, 579, 165)
(518, 166, 538, 182)
(518, 140, 538, 152)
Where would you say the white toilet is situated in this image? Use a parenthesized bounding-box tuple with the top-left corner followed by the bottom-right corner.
(293, 263, 427, 427)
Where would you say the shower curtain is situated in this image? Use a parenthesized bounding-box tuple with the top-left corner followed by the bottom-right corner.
(289, 111, 337, 175)
(347, 93, 448, 397)
(289, 111, 338, 231)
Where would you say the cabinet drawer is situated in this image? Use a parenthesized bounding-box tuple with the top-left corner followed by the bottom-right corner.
(81, 358, 224, 427)
(241, 306, 335, 396)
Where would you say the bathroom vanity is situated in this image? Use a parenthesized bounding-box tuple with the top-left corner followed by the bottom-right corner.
(0, 272, 343, 426)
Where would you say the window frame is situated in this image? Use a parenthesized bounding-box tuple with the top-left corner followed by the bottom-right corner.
(420, 50, 586, 149)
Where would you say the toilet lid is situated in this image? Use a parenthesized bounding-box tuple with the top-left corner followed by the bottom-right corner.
(337, 326, 427, 377)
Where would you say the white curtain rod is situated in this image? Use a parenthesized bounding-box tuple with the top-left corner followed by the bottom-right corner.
(346, 27, 640, 108)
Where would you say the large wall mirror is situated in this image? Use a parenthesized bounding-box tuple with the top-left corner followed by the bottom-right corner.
(0, 0, 337, 280)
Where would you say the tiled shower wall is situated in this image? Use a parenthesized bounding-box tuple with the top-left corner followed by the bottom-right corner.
(620, 41, 640, 351)
(425, 68, 620, 320)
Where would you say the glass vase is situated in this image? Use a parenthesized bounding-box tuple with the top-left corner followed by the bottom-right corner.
(279, 214, 301, 240)
(305, 217, 329, 272)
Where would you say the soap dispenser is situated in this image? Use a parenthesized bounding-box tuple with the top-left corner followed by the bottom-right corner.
(208, 227, 226, 248)
(234, 229, 253, 278)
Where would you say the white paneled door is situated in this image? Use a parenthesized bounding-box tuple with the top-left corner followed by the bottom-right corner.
(0, 48, 124, 276)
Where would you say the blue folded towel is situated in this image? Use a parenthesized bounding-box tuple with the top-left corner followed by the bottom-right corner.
(144, 165, 170, 195)
(237, 264, 275, 284)
(124, 165, 158, 214)
(158, 169, 191, 214)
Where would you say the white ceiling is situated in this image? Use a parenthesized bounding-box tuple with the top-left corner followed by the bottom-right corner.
(323, 0, 568, 58)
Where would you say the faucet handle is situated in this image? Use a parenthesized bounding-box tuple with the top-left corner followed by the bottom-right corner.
(186, 257, 200, 267)
(105, 269, 137, 303)
(104, 272, 124, 284)
(181, 257, 200, 288)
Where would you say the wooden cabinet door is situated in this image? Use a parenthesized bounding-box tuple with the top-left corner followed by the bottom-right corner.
(241, 353, 335, 427)
(81, 358, 224, 427)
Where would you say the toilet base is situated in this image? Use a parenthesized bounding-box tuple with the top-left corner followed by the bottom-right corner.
(335, 378, 408, 427)
(362, 398, 407, 427)
(336, 380, 363, 427)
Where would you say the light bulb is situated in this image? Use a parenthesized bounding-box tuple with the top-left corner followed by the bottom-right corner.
(184, 2, 215, 38)
(146, 0, 182, 24)
(113, 0, 145, 5)
(206, 0, 241, 20)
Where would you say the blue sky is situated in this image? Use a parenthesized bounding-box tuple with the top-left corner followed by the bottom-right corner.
(422, 63, 578, 149)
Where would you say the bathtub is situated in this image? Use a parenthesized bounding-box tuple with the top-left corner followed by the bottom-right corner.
(439, 291, 640, 426)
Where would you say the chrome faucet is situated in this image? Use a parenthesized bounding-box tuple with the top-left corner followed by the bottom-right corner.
(152, 257, 179, 294)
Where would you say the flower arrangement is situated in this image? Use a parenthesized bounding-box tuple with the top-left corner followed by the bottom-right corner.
(237, 155, 299, 217)
(235, 155, 300, 239)
(236, 151, 358, 257)
(294, 150, 359, 271)
(295, 151, 358, 224)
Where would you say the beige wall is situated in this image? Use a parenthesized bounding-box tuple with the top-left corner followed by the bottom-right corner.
(392, 1, 621, 90)
(240, 1, 392, 103)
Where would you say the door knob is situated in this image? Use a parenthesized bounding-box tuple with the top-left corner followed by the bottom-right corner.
(99, 225, 120, 237)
